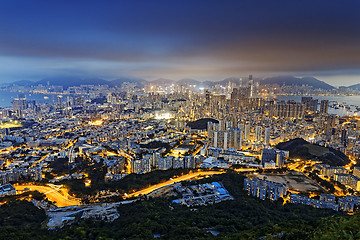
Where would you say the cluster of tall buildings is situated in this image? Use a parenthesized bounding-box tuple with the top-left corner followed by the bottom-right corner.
(270, 100, 305, 119)
(230, 75, 255, 110)
(269, 97, 329, 119)
(12, 95, 27, 118)
(207, 120, 272, 150)
(314, 164, 360, 191)
(290, 193, 360, 212)
(244, 177, 287, 201)
(0, 167, 42, 185)
(300, 97, 329, 114)
(260, 149, 286, 168)
(209, 127, 242, 150)
(131, 158, 151, 174)
(131, 155, 195, 174)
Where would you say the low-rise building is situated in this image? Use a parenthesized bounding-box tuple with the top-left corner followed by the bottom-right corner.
(0, 183, 16, 197)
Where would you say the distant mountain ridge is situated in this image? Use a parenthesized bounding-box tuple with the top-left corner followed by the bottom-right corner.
(177, 78, 201, 86)
(260, 76, 335, 90)
(347, 83, 360, 90)
(150, 78, 175, 85)
(3, 77, 147, 89)
(1, 75, 340, 90)
(8, 80, 34, 86)
(37, 77, 108, 88)
(108, 77, 147, 87)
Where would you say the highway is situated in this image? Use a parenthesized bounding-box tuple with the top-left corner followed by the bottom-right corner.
(15, 184, 81, 207)
(124, 170, 225, 198)
(15, 168, 252, 205)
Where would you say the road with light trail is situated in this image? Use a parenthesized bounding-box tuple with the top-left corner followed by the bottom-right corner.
(124, 170, 226, 198)
(15, 184, 81, 207)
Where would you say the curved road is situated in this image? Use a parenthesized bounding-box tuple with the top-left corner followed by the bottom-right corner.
(15, 184, 81, 207)
(15, 169, 251, 205)
(124, 170, 225, 198)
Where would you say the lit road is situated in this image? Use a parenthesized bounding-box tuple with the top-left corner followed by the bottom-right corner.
(233, 168, 258, 172)
(15, 184, 81, 207)
(124, 170, 225, 198)
(31, 153, 50, 168)
(31, 139, 77, 167)
(344, 156, 357, 171)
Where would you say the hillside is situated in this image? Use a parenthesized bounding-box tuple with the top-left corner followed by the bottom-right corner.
(216, 77, 242, 86)
(7, 80, 35, 86)
(276, 138, 350, 166)
(227, 213, 360, 239)
(150, 78, 175, 85)
(260, 76, 335, 90)
(177, 78, 201, 86)
(108, 77, 146, 87)
(2, 75, 341, 90)
(347, 83, 360, 91)
(186, 118, 218, 130)
(3, 76, 147, 89)
(38, 77, 109, 88)
(0, 172, 344, 239)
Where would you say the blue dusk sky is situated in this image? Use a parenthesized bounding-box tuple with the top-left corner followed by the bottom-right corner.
(0, 0, 360, 86)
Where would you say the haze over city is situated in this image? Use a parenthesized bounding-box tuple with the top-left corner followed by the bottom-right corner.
(0, 0, 360, 86)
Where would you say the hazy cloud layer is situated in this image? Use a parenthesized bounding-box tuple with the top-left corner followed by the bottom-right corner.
(0, 0, 359, 85)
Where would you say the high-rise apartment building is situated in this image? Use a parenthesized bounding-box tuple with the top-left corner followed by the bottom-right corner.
(255, 126, 263, 142)
(264, 127, 271, 145)
(320, 100, 329, 114)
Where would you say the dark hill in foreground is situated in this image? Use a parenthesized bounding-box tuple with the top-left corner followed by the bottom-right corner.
(0, 172, 344, 239)
(186, 118, 219, 130)
(276, 138, 350, 166)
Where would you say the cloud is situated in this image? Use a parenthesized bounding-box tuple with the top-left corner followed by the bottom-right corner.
(0, 0, 359, 83)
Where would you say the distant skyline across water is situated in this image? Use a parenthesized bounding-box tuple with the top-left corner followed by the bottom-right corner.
(275, 95, 360, 116)
(1, 89, 360, 116)
(0, 90, 59, 108)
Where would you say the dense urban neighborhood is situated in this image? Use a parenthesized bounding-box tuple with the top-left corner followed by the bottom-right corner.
(1, 75, 360, 239)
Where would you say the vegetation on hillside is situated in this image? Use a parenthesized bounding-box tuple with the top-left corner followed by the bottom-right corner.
(276, 138, 350, 166)
(0, 172, 351, 239)
(62, 168, 193, 200)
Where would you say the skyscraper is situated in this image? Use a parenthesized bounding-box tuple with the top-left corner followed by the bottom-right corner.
(301, 97, 318, 112)
(255, 126, 262, 142)
(12, 95, 27, 118)
(276, 152, 285, 168)
(320, 100, 329, 114)
(248, 74, 254, 98)
(205, 89, 211, 106)
(264, 127, 271, 145)
(341, 129, 348, 147)
(233, 128, 242, 150)
(244, 124, 250, 141)
(261, 149, 277, 167)
(223, 131, 229, 149)
(271, 101, 304, 119)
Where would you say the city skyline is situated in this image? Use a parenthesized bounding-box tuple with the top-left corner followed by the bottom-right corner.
(0, 1, 360, 86)
(2, 2, 360, 238)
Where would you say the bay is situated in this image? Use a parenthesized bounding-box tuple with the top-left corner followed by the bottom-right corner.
(0, 90, 59, 108)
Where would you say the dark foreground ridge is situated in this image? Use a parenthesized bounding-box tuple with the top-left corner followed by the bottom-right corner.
(0, 172, 352, 240)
